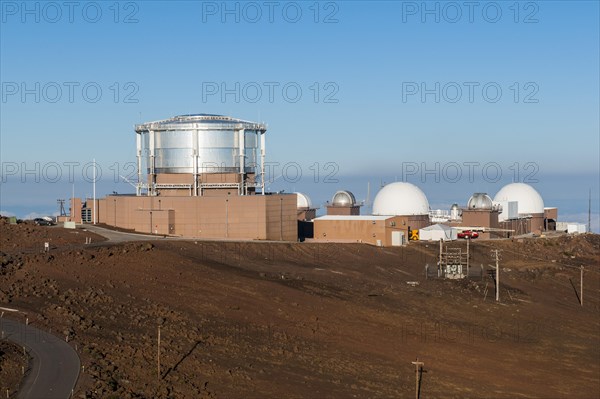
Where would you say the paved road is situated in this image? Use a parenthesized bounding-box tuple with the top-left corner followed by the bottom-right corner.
(82, 224, 165, 243)
(0, 318, 80, 399)
(82, 225, 292, 244)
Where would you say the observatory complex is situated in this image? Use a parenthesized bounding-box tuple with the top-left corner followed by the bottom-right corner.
(311, 182, 561, 245)
(71, 114, 296, 240)
(313, 183, 431, 246)
(66, 113, 567, 244)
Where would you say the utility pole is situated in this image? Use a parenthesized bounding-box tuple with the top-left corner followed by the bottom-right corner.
(57, 199, 67, 216)
(411, 358, 424, 399)
(580, 266, 584, 307)
(157, 325, 161, 381)
(466, 238, 470, 277)
(589, 188, 592, 233)
(92, 158, 97, 225)
(439, 239, 443, 277)
(280, 197, 283, 241)
(72, 184, 75, 221)
(491, 250, 502, 302)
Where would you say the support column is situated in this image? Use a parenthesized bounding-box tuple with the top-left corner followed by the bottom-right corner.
(193, 129, 199, 196)
(149, 130, 156, 196)
(92, 158, 96, 224)
(260, 131, 266, 195)
(136, 133, 142, 196)
(238, 129, 245, 195)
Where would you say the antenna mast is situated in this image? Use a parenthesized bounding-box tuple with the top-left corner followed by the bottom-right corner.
(589, 188, 592, 233)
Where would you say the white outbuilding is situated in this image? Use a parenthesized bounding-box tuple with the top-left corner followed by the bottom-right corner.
(419, 224, 457, 241)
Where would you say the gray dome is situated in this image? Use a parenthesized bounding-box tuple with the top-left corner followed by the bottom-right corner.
(467, 193, 493, 210)
(331, 190, 356, 207)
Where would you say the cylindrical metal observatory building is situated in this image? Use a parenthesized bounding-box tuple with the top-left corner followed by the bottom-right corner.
(134, 114, 266, 196)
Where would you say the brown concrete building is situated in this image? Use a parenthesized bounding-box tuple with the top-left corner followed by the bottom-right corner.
(297, 209, 316, 221)
(544, 207, 558, 231)
(544, 207, 558, 221)
(70, 194, 297, 240)
(447, 193, 502, 239)
(460, 209, 500, 239)
(313, 215, 430, 246)
(326, 205, 361, 216)
(499, 216, 543, 237)
(313, 185, 431, 246)
(93, 194, 297, 240)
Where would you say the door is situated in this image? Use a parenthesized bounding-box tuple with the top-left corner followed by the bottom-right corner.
(392, 231, 404, 246)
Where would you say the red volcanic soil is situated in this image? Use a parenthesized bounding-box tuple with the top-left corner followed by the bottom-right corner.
(1, 218, 599, 398)
(0, 341, 28, 397)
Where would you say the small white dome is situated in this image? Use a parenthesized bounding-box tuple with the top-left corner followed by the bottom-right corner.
(331, 190, 356, 207)
(494, 183, 544, 215)
(295, 192, 312, 209)
(372, 182, 430, 216)
(467, 193, 493, 210)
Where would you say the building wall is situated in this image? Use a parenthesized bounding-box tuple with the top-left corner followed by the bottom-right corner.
(544, 208, 558, 220)
(529, 214, 545, 235)
(499, 218, 531, 237)
(402, 215, 431, 234)
(97, 194, 297, 241)
(69, 198, 83, 223)
(314, 219, 387, 245)
(297, 209, 316, 221)
(265, 195, 298, 241)
(313, 215, 430, 246)
(326, 206, 361, 215)
(497, 213, 545, 236)
(544, 208, 558, 231)
(461, 210, 500, 239)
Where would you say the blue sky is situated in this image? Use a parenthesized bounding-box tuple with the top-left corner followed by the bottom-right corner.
(1, 1, 599, 230)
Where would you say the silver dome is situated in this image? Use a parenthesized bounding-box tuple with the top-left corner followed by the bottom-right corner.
(331, 190, 356, 207)
(467, 193, 493, 210)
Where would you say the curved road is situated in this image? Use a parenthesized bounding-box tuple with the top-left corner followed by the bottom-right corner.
(0, 317, 80, 399)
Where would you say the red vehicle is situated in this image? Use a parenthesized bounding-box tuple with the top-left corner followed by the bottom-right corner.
(458, 230, 479, 239)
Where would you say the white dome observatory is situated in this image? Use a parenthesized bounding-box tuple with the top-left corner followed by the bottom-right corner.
(372, 182, 430, 216)
(494, 183, 544, 215)
(450, 203, 462, 220)
(295, 192, 313, 210)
